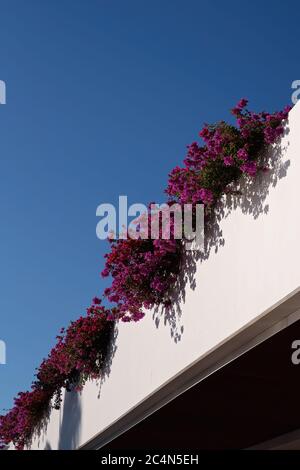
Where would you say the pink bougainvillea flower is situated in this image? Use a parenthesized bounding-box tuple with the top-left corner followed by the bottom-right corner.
(237, 148, 248, 161)
(223, 155, 234, 166)
(240, 161, 257, 176)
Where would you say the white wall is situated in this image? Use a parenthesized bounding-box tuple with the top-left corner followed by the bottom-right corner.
(30, 102, 300, 450)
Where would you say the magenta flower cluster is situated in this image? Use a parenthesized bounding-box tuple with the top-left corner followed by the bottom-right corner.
(101, 236, 181, 322)
(0, 100, 290, 450)
(102, 100, 290, 321)
(0, 303, 113, 450)
(166, 99, 290, 204)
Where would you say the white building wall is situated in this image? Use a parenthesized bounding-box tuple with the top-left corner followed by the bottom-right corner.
(30, 102, 300, 450)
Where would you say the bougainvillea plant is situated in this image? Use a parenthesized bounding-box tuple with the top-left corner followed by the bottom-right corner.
(101, 203, 183, 322)
(102, 99, 291, 321)
(0, 303, 114, 450)
(166, 99, 290, 203)
(0, 99, 291, 449)
(102, 237, 182, 322)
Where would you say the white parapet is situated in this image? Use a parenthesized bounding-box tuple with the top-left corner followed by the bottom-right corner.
(30, 101, 300, 450)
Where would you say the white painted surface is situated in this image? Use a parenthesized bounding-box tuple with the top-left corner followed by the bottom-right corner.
(30, 102, 300, 450)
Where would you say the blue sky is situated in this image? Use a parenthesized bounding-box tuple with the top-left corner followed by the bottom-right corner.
(0, 0, 299, 410)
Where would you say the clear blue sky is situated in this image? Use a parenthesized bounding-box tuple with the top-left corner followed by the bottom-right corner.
(0, 0, 299, 411)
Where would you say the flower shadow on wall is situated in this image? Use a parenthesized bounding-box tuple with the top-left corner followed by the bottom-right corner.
(95, 324, 118, 400)
(29, 323, 118, 450)
(58, 389, 81, 450)
(152, 125, 291, 342)
(44, 440, 51, 450)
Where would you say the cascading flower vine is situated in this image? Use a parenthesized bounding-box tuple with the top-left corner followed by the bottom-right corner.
(0, 304, 114, 450)
(0, 99, 291, 449)
(166, 99, 291, 204)
(102, 99, 291, 322)
(101, 236, 182, 322)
